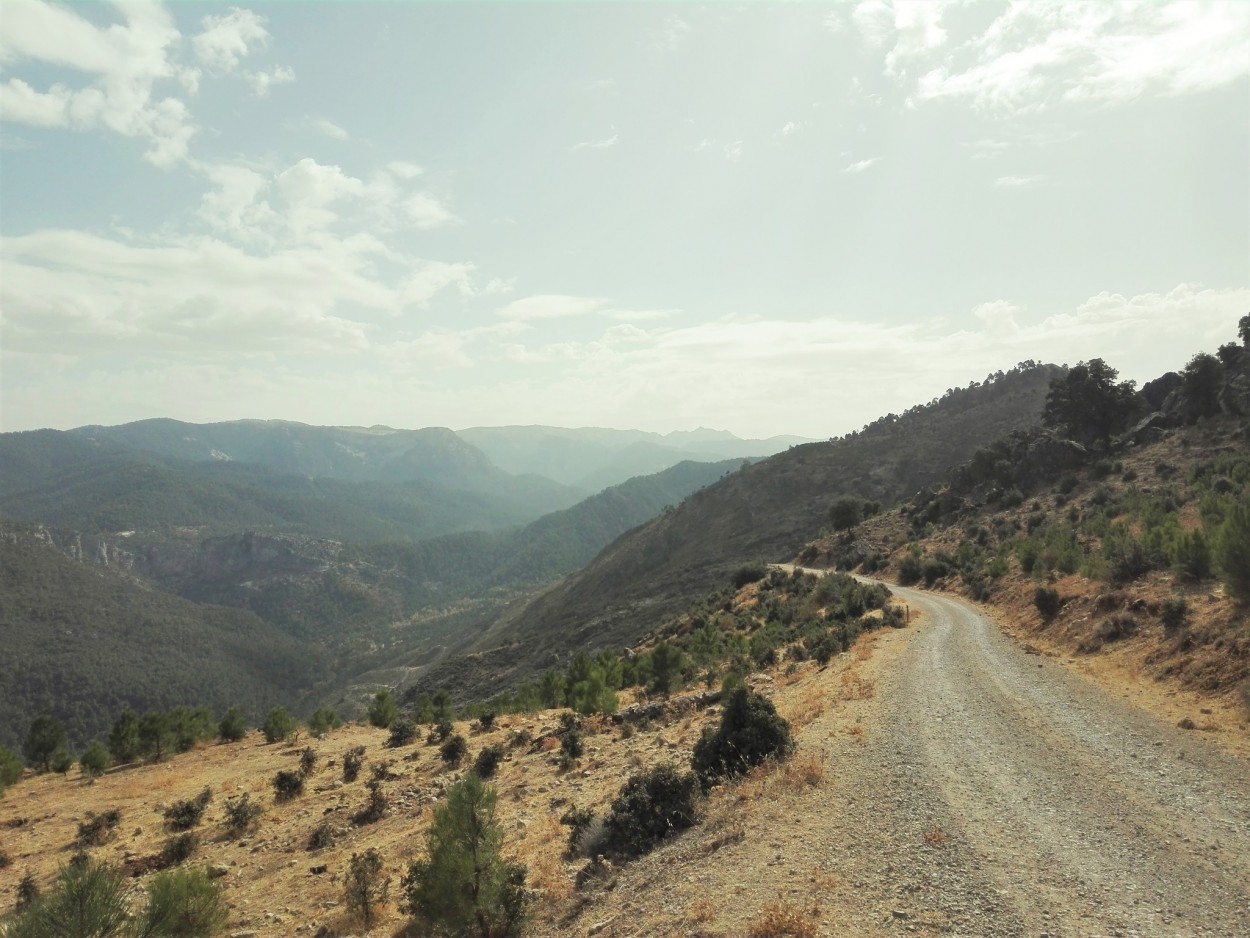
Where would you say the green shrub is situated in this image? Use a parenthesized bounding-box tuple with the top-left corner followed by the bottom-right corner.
(223, 792, 263, 836)
(354, 778, 389, 825)
(604, 763, 699, 857)
(692, 687, 793, 789)
(559, 805, 596, 857)
(345, 849, 390, 929)
(307, 707, 342, 737)
(261, 707, 296, 744)
(342, 746, 366, 783)
(439, 734, 467, 767)
(272, 769, 304, 801)
(387, 718, 417, 748)
(298, 747, 317, 778)
(75, 809, 122, 848)
(401, 774, 529, 937)
(163, 788, 212, 832)
(897, 554, 923, 585)
(367, 689, 398, 729)
(78, 742, 110, 781)
(1033, 587, 1062, 621)
(473, 745, 506, 780)
(50, 747, 74, 776)
(1160, 597, 1188, 633)
(308, 822, 335, 850)
(217, 706, 247, 743)
(159, 833, 199, 868)
(1172, 529, 1213, 581)
(133, 867, 228, 937)
(731, 563, 768, 589)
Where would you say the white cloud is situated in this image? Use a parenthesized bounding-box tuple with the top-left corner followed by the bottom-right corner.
(780, 120, 805, 137)
(308, 118, 348, 140)
(498, 295, 608, 321)
(573, 127, 619, 150)
(193, 8, 269, 73)
(400, 262, 476, 307)
(993, 174, 1045, 188)
(246, 65, 295, 97)
(843, 157, 880, 173)
(911, 1, 1250, 111)
(0, 2, 197, 166)
(723, 140, 743, 162)
(402, 192, 459, 229)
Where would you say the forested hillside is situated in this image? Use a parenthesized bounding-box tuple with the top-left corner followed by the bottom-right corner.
(0, 527, 325, 751)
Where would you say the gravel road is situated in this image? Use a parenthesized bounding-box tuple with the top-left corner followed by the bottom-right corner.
(824, 582, 1250, 938)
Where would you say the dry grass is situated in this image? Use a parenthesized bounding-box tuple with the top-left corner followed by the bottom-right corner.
(779, 685, 826, 727)
(687, 896, 717, 923)
(838, 672, 876, 700)
(746, 899, 819, 938)
(779, 751, 825, 790)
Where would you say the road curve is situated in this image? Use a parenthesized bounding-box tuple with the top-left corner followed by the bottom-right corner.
(799, 570, 1250, 937)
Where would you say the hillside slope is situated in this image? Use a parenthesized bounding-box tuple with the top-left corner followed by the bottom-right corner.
(418, 364, 1063, 700)
(0, 526, 325, 750)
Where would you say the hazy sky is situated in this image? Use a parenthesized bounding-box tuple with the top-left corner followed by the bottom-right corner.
(2, 1, 1247, 439)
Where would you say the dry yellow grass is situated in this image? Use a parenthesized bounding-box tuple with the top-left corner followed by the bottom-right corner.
(746, 898, 820, 938)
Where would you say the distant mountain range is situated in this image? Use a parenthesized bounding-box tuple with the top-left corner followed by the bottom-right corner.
(0, 414, 764, 748)
(458, 425, 811, 490)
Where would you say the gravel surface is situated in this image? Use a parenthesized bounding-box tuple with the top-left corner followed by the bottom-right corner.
(828, 582, 1250, 938)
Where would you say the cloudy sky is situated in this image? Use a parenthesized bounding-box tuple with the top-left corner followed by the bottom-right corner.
(1, 1, 1247, 439)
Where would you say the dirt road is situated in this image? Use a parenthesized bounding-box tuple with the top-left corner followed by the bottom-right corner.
(829, 581, 1250, 937)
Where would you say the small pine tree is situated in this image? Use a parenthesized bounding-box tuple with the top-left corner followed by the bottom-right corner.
(22, 715, 67, 772)
(307, 707, 341, 737)
(344, 849, 389, 928)
(261, 707, 296, 744)
(13, 857, 128, 936)
(367, 689, 398, 729)
(107, 708, 141, 764)
(272, 769, 304, 801)
(1216, 501, 1250, 604)
(79, 741, 111, 781)
(217, 706, 248, 743)
(440, 734, 467, 767)
(1, 745, 24, 795)
(298, 747, 317, 778)
(401, 774, 530, 937)
(1173, 529, 1213, 581)
(134, 867, 229, 937)
(138, 711, 176, 762)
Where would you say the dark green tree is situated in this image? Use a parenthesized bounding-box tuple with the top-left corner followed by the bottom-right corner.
(649, 641, 685, 697)
(367, 690, 398, 729)
(107, 709, 141, 764)
(23, 715, 67, 772)
(169, 707, 216, 754)
(401, 774, 530, 937)
(1181, 351, 1224, 418)
(431, 689, 455, 724)
(138, 711, 175, 762)
(1042, 359, 1137, 443)
(1172, 529, 1213, 581)
(828, 498, 862, 533)
(1239, 313, 1249, 345)
(538, 670, 566, 708)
